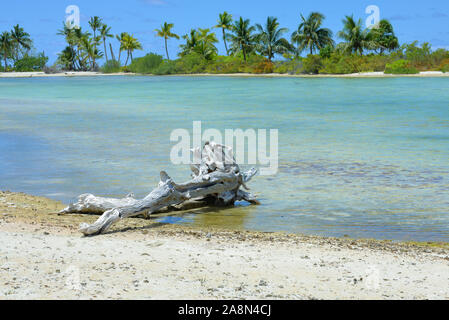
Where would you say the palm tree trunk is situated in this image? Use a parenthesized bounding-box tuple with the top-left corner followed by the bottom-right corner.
(165, 37, 169, 60)
(109, 43, 115, 61)
(4, 56, 7, 72)
(125, 51, 130, 66)
(118, 49, 121, 64)
(222, 29, 228, 56)
(103, 38, 108, 62)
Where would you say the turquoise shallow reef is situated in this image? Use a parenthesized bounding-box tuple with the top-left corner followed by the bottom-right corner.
(0, 76, 448, 241)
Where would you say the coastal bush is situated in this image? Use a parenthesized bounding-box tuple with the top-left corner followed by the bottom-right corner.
(205, 55, 242, 74)
(302, 54, 322, 74)
(153, 60, 177, 75)
(101, 60, 121, 73)
(273, 58, 303, 74)
(13, 52, 48, 72)
(384, 59, 419, 74)
(127, 53, 164, 74)
(438, 58, 449, 73)
(319, 54, 358, 74)
(174, 52, 208, 74)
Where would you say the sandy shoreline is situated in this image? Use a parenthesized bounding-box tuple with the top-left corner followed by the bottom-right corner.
(1, 191, 448, 300)
(1, 71, 449, 78)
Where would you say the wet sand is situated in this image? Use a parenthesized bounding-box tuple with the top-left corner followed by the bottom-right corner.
(1, 191, 448, 300)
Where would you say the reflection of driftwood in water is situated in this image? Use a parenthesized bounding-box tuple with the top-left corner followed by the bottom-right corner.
(60, 142, 259, 236)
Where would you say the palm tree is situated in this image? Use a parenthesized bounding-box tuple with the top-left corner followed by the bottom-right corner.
(122, 34, 142, 66)
(227, 17, 256, 62)
(291, 12, 334, 55)
(57, 22, 75, 70)
(155, 22, 180, 60)
(88, 16, 102, 67)
(10, 24, 32, 61)
(179, 29, 200, 57)
(337, 15, 375, 55)
(116, 32, 128, 63)
(100, 24, 114, 62)
(80, 36, 103, 70)
(368, 19, 399, 54)
(255, 17, 293, 62)
(214, 12, 233, 55)
(0, 31, 12, 71)
(195, 28, 219, 60)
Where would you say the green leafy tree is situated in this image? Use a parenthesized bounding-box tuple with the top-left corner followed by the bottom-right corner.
(214, 12, 233, 55)
(0, 31, 12, 71)
(155, 22, 180, 60)
(227, 17, 256, 62)
(337, 15, 375, 55)
(291, 12, 334, 55)
(369, 19, 399, 54)
(88, 16, 103, 68)
(179, 29, 200, 57)
(255, 16, 293, 62)
(122, 33, 142, 66)
(116, 32, 128, 63)
(10, 24, 32, 61)
(100, 24, 114, 62)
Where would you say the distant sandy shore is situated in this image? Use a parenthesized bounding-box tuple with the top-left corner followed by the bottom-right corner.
(1, 191, 448, 300)
(1, 71, 449, 78)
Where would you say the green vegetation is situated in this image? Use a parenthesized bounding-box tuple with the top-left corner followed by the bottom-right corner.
(2, 10, 448, 75)
(0, 24, 47, 72)
(384, 59, 419, 74)
(100, 59, 121, 73)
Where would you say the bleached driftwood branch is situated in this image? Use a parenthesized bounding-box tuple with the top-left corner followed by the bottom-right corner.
(61, 142, 259, 236)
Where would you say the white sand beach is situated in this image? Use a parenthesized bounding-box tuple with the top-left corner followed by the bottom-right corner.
(1, 191, 448, 300)
(1, 71, 449, 78)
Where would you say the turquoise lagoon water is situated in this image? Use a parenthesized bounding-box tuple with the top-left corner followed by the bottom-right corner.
(0, 76, 448, 242)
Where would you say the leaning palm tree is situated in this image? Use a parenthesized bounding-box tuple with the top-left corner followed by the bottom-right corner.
(155, 22, 180, 60)
(227, 17, 256, 62)
(337, 15, 375, 55)
(0, 31, 12, 71)
(291, 12, 334, 55)
(100, 24, 114, 62)
(214, 12, 233, 55)
(255, 17, 293, 62)
(122, 34, 142, 66)
(115, 32, 128, 63)
(88, 16, 102, 68)
(10, 24, 32, 61)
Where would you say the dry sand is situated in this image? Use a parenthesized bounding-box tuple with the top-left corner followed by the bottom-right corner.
(1, 71, 449, 78)
(1, 191, 448, 300)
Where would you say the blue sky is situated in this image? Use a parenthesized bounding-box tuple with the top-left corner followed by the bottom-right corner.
(1, 0, 448, 64)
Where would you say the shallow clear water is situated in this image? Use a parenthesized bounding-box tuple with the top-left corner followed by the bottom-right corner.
(1, 76, 448, 242)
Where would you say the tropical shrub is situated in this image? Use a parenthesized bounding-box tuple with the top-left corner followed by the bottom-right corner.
(384, 59, 419, 74)
(205, 55, 242, 74)
(174, 52, 208, 73)
(101, 59, 121, 73)
(13, 52, 48, 71)
(438, 58, 449, 73)
(127, 53, 163, 74)
(302, 54, 322, 74)
(153, 60, 177, 75)
(273, 58, 303, 74)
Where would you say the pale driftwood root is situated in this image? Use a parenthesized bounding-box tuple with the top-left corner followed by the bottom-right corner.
(61, 142, 259, 236)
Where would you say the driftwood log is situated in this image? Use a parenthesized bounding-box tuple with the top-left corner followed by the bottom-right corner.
(60, 142, 259, 236)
